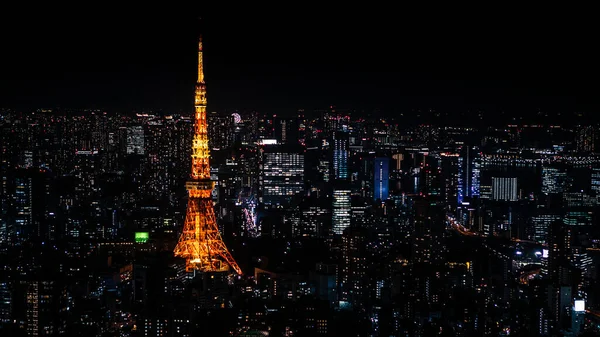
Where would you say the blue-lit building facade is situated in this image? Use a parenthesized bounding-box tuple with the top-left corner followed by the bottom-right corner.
(373, 157, 389, 202)
(457, 146, 481, 204)
(333, 131, 349, 180)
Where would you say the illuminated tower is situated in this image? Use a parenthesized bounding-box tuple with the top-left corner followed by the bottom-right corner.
(174, 37, 242, 274)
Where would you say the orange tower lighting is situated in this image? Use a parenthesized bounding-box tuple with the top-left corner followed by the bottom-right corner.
(173, 36, 242, 275)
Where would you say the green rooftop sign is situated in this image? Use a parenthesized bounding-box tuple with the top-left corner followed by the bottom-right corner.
(135, 232, 149, 243)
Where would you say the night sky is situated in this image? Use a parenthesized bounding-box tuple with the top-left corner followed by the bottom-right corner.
(1, 9, 598, 115)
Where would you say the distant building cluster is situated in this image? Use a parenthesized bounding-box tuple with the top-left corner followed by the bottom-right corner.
(1, 107, 600, 336)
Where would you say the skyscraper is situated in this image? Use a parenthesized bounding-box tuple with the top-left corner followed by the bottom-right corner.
(491, 177, 517, 201)
(332, 131, 349, 181)
(258, 144, 304, 208)
(591, 167, 600, 193)
(548, 221, 571, 286)
(457, 146, 480, 204)
(373, 157, 389, 202)
(576, 125, 595, 152)
(332, 188, 351, 235)
(126, 125, 145, 155)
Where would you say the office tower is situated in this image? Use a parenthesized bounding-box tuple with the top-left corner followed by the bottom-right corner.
(548, 285, 572, 330)
(258, 144, 304, 208)
(0, 281, 10, 324)
(412, 196, 446, 265)
(275, 117, 299, 145)
(541, 165, 569, 195)
(25, 280, 67, 336)
(323, 106, 349, 138)
(340, 226, 368, 309)
(531, 213, 561, 244)
(491, 177, 517, 201)
(440, 152, 459, 211)
(421, 161, 442, 197)
(13, 173, 33, 243)
(173, 37, 241, 275)
(548, 221, 572, 286)
(457, 146, 480, 204)
(591, 167, 600, 193)
(2, 169, 53, 244)
(126, 125, 145, 155)
(207, 112, 233, 149)
(145, 118, 178, 203)
(576, 125, 595, 152)
(332, 187, 351, 235)
(373, 157, 390, 202)
(332, 131, 349, 181)
(571, 299, 585, 335)
(299, 197, 330, 238)
(572, 245, 592, 300)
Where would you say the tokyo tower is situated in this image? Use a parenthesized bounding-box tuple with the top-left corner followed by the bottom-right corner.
(174, 36, 242, 275)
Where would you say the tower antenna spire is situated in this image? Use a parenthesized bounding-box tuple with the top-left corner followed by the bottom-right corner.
(197, 16, 204, 83)
(197, 35, 204, 83)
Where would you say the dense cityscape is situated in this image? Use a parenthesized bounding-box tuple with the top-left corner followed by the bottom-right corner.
(2, 28, 600, 337)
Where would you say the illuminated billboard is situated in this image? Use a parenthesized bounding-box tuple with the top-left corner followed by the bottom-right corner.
(542, 249, 549, 258)
(135, 232, 149, 243)
(574, 300, 585, 312)
(258, 139, 277, 145)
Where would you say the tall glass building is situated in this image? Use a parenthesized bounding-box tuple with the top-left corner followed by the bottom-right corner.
(333, 131, 349, 180)
(373, 157, 389, 202)
(332, 188, 351, 235)
(258, 144, 304, 208)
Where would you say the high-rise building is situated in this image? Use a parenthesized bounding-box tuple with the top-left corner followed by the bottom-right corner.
(298, 195, 330, 238)
(421, 162, 442, 197)
(531, 213, 561, 244)
(332, 131, 349, 181)
(412, 196, 446, 265)
(275, 117, 299, 145)
(576, 125, 595, 152)
(572, 299, 586, 335)
(491, 177, 517, 201)
(73, 150, 99, 206)
(591, 167, 600, 193)
(258, 144, 304, 208)
(126, 125, 145, 155)
(332, 187, 351, 235)
(25, 280, 67, 336)
(548, 221, 572, 286)
(373, 157, 390, 202)
(3, 169, 53, 244)
(13, 174, 33, 243)
(0, 281, 10, 324)
(440, 152, 459, 212)
(457, 146, 480, 204)
(542, 166, 569, 195)
(207, 112, 233, 149)
(340, 226, 368, 309)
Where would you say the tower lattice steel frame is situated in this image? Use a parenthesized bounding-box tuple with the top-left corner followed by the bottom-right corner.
(174, 37, 242, 275)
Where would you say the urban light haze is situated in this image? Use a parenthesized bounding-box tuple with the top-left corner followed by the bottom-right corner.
(1, 8, 600, 337)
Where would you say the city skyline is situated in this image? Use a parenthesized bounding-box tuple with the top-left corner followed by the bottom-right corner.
(3, 10, 600, 337)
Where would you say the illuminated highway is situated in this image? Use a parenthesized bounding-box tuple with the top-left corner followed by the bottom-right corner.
(446, 215, 478, 237)
(587, 309, 600, 319)
(446, 215, 546, 287)
(519, 268, 541, 285)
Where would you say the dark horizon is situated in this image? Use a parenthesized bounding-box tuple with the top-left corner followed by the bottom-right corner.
(1, 9, 598, 115)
